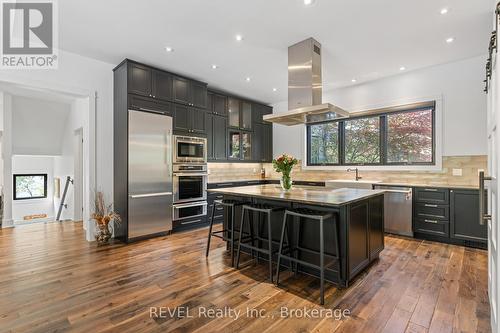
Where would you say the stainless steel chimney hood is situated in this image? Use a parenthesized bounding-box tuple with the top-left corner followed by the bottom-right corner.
(263, 38, 349, 125)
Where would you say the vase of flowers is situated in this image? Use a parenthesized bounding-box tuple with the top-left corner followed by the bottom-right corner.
(272, 153, 298, 191)
(92, 191, 121, 246)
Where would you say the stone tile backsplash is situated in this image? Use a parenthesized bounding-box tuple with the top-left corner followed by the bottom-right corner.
(207, 155, 487, 187)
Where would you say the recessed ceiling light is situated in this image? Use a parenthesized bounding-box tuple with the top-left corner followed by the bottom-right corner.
(165, 47, 174, 52)
(245, 77, 251, 82)
(272, 88, 277, 92)
(446, 37, 455, 43)
(235, 34, 243, 41)
(351, 79, 357, 83)
(440, 8, 448, 15)
(211, 64, 218, 69)
(304, 0, 315, 6)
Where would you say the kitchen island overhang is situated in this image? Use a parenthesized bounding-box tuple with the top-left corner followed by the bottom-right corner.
(207, 185, 385, 288)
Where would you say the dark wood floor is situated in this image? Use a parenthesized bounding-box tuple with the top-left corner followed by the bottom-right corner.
(0, 221, 491, 333)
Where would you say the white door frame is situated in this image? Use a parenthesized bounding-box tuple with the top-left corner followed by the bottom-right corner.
(0, 79, 96, 242)
(73, 127, 84, 223)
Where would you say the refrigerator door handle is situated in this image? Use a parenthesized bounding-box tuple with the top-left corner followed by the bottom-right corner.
(130, 192, 173, 199)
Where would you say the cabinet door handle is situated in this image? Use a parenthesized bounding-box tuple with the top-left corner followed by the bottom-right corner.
(424, 219, 438, 224)
(181, 219, 202, 225)
(424, 188, 438, 192)
(479, 171, 492, 225)
(424, 204, 438, 208)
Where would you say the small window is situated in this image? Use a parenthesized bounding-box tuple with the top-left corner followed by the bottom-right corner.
(344, 117, 381, 164)
(386, 109, 433, 164)
(13, 174, 47, 200)
(307, 122, 339, 165)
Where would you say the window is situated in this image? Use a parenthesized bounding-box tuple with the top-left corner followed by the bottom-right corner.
(13, 174, 48, 200)
(307, 122, 339, 165)
(306, 103, 435, 166)
(344, 117, 381, 164)
(386, 109, 433, 164)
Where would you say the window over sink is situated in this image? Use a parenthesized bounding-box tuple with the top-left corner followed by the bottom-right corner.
(306, 102, 435, 166)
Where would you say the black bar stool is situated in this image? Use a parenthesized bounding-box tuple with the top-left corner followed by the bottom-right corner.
(235, 204, 285, 282)
(206, 199, 248, 267)
(275, 208, 340, 305)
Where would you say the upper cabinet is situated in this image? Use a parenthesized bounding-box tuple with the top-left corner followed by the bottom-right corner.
(228, 98, 252, 130)
(127, 61, 207, 108)
(212, 93, 227, 116)
(128, 63, 152, 96)
(173, 76, 207, 108)
(117, 59, 272, 162)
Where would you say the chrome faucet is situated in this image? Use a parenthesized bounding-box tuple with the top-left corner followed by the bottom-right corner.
(347, 168, 362, 181)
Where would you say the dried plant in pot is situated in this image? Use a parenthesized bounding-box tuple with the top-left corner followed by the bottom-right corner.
(92, 191, 121, 245)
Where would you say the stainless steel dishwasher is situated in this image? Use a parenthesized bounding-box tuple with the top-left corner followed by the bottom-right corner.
(373, 185, 413, 237)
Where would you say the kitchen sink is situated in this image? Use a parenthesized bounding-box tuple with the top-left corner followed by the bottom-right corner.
(325, 179, 382, 189)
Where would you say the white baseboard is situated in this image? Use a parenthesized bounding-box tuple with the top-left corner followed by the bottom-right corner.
(1, 219, 14, 228)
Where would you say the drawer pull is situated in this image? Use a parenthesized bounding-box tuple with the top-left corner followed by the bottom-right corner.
(424, 204, 438, 208)
(424, 219, 438, 224)
(181, 219, 202, 225)
(424, 188, 438, 192)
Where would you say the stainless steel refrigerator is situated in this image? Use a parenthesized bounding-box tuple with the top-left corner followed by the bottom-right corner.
(128, 110, 173, 239)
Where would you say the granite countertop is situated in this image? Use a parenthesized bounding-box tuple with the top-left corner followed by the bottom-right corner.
(207, 184, 385, 206)
(208, 178, 479, 190)
(375, 182, 479, 190)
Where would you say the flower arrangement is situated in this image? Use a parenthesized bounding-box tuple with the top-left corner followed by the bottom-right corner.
(272, 153, 298, 191)
(92, 191, 121, 245)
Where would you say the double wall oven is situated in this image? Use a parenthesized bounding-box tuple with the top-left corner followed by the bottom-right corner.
(172, 136, 208, 224)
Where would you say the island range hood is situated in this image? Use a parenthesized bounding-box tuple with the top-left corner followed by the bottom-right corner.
(263, 38, 349, 125)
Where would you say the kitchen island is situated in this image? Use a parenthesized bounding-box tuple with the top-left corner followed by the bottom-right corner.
(207, 184, 385, 287)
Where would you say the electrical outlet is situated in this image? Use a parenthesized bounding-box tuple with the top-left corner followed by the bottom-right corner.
(452, 168, 462, 176)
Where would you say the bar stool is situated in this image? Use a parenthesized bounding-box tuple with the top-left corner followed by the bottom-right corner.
(235, 204, 285, 282)
(275, 208, 340, 305)
(206, 199, 248, 267)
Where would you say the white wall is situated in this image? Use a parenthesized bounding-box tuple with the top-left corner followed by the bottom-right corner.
(11, 96, 71, 155)
(53, 100, 86, 221)
(0, 93, 13, 227)
(11, 156, 55, 222)
(272, 55, 488, 159)
(0, 49, 114, 240)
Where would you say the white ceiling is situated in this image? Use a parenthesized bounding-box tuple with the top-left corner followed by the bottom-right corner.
(59, 0, 492, 104)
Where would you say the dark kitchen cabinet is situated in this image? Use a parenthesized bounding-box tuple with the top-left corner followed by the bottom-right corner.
(152, 70, 173, 101)
(128, 63, 152, 97)
(173, 104, 206, 134)
(228, 97, 240, 128)
(252, 103, 273, 123)
(128, 64, 174, 101)
(213, 93, 227, 116)
(228, 130, 252, 160)
(241, 101, 252, 130)
(191, 81, 208, 109)
(206, 113, 228, 161)
(253, 122, 273, 162)
(228, 98, 251, 130)
(129, 94, 172, 116)
(173, 76, 190, 105)
(450, 189, 487, 243)
(173, 76, 207, 108)
(213, 115, 227, 160)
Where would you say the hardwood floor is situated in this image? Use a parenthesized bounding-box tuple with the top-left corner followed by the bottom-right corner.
(0, 221, 490, 333)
